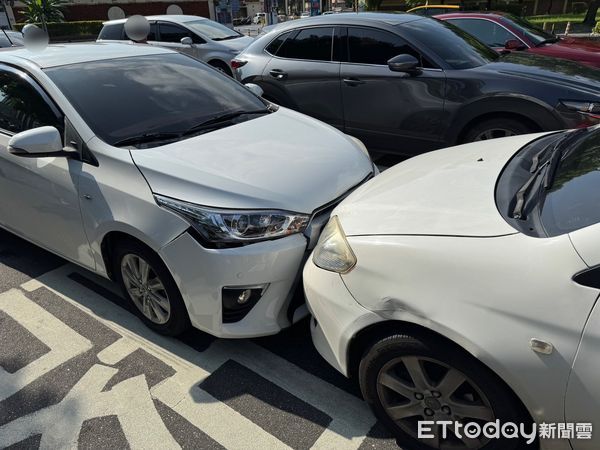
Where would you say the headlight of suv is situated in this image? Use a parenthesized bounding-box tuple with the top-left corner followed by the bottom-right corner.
(312, 216, 356, 273)
(155, 195, 310, 247)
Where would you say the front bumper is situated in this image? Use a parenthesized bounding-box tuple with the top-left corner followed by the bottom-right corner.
(303, 258, 382, 376)
(160, 231, 309, 338)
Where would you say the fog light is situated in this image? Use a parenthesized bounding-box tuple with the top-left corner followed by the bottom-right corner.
(237, 289, 252, 304)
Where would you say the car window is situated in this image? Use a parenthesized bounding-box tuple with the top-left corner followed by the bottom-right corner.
(184, 19, 241, 41)
(98, 23, 124, 40)
(148, 22, 158, 41)
(159, 23, 194, 43)
(265, 30, 294, 55)
(541, 129, 600, 236)
(447, 18, 517, 47)
(424, 8, 447, 16)
(347, 27, 434, 68)
(400, 19, 499, 69)
(44, 53, 267, 148)
(277, 27, 334, 61)
(0, 70, 61, 134)
(506, 14, 555, 46)
(411, 9, 426, 16)
(0, 32, 11, 47)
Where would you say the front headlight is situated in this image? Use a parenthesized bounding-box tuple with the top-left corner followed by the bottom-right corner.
(312, 216, 356, 273)
(560, 100, 600, 116)
(155, 195, 310, 247)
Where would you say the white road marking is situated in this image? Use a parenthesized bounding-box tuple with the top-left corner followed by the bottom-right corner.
(0, 288, 93, 402)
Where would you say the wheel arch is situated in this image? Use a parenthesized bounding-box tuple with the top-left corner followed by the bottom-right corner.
(447, 96, 564, 145)
(208, 59, 233, 76)
(347, 320, 536, 428)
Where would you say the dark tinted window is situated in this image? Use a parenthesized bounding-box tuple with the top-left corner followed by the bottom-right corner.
(0, 33, 11, 47)
(447, 18, 517, 47)
(148, 22, 158, 41)
(278, 27, 334, 61)
(401, 19, 499, 69)
(159, 23, 193, 43)
(0, 71, 60, 134)
(265, 31, 293, 55)
(98, 23, 124, 40)
(45, 53, 267, 147)
(347, 27, 433, 68)
(541, 129, 600, 235)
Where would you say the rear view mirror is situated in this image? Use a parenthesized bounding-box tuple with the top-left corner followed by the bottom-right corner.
(504, 39, 525, 50)
(388, 54, 421, 74)
(245, 83, 264, 97)
(180, 36, 193, 46)
(8, 126, 75, 158)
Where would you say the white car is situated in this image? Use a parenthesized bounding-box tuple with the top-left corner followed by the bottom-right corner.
(98, 15, 254, 76)
(304, 127, 600, 450)
(0, 43, 374, 337)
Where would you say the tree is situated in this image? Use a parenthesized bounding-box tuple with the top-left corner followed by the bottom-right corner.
(364, 0, 383, 10)
(21, 0, 64, 26)
(583, 0, 599, 26)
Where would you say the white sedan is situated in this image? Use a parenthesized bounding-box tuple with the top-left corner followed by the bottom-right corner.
(304, 126, 600, 450)
(0, 43, 374, 338)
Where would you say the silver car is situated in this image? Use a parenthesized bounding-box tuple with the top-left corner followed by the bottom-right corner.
(97, 15, 254, 76)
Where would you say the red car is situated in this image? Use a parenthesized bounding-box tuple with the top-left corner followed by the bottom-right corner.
(436, 12, 600, 68)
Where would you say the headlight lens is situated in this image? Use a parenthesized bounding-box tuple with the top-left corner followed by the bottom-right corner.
(561, 100, 600, 116)
(312, 216, 356, 273)
(155, 195, 310, 247)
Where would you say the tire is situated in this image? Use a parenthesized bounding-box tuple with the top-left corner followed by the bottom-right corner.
(113, 239, 190, 336)
(209, 60, 233, 77)
(359, 334, 532, 450)
(462, 117, 536, 143)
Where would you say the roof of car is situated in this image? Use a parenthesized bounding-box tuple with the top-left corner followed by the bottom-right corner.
(0, 42, 171, 68)
(103, 15, 209, 25)
(273, 12, 423, 28)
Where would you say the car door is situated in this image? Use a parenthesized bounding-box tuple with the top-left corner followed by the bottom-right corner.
(0, 66, 94, 268)
(340, 26, 446, 154)
(261, 26, 344, 130)
(445, 18, 525, 52)
(157, 21, 206, 60)
(565, 222, 600, 449)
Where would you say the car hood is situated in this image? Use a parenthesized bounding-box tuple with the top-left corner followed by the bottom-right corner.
(480, 52, 600, 94)
(130, 108, 373, 213)
(335, 133, 549, 237)
(214, 35, 254, 52)
(531, 38, 600, 67)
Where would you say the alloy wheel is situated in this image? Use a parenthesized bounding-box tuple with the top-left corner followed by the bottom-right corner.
(473, 128, 517, 141)
(376, 356, 495, 449)
(121, 254, 171, 325)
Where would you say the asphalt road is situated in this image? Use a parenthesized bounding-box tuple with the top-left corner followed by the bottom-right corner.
(0, 227, 400, 449)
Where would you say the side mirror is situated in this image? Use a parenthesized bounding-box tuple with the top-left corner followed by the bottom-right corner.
(180, 36, 193, 46)
(504, 39, 525, 50)
(245, 83, 264, 97)
(8, 126, 74, 158)
(387, 54, 421, 74)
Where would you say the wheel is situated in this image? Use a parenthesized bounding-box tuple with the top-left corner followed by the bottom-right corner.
(209, 60, 233, 77)
(113, 240, 190, 336)
(463, 117, 535, 143)
(359, 334, 530, 450)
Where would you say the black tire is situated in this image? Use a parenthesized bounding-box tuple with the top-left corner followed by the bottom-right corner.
(359, 334, 533, 450)
(209, 60, 233, 77)
(462, 117, 536, 143)
(113, 239, 190, 336)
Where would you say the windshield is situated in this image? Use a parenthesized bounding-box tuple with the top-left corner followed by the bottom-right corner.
(401, 18, 499, 69)
(540, 127, 600, 236)
(45, 53, 266, 147)
(183, 19, 241, 40)
(505, 15, 556, 46)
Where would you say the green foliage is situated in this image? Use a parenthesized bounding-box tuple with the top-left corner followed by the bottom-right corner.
(364, 0, 383, 10)
(15, 21, 104, 40)
(528, 13, 600, 24)
(594, 21, 600, 33)
(20, 0, 65, 24)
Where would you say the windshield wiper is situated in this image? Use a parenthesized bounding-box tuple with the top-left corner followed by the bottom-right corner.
(543, 128, 588, 190)
(212, 35, 241, 41)
(182, 109, 269, 136)
(113, 132, 181, 148)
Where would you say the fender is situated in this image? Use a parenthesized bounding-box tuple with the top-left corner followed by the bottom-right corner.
(445, 94, 566, 145)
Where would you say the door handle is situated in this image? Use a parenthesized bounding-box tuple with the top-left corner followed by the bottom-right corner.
(343, 77, 366, 86)
(269, 69, 288, 80)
